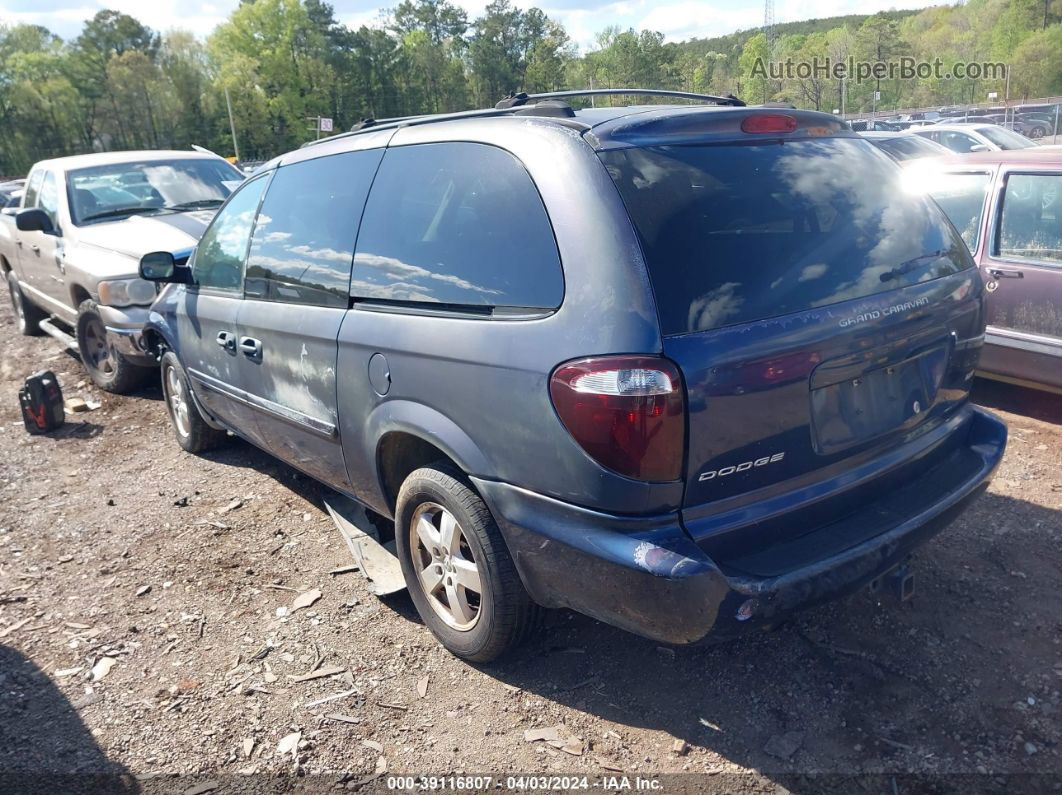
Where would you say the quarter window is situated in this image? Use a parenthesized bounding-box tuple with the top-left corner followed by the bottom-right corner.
(245, 151, 381, 307)
(938, 131, 980, 153)
(192, 174, 269, 291)
(997, 174, 1062, 264)
(351, 143, 563, 312)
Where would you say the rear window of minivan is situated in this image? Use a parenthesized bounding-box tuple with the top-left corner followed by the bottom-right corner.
(600, 138, 973, 335)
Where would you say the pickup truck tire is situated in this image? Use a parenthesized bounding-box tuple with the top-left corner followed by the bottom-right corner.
(159, 351, 228, 453)
(396, 463, 541, 662)
(7, 273, 46, 336)
(75, 299, 150, 393)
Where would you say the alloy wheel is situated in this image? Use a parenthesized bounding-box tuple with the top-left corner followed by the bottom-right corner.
(409, 502, 483, 630)
(164, 365, 191, 438)
(82, 315, 114, 377)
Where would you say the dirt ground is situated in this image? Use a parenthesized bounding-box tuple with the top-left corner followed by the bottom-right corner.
(0, 293, 1059, 795)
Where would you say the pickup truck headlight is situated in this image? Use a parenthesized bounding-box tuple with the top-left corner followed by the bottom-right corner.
(97, 278, 157, 307)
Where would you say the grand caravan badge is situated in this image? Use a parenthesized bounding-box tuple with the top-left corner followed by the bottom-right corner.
(699, 452, 786, 481)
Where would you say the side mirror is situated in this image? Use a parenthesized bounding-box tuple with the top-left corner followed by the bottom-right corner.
(15, 208, 54, 234)
(969, 144, 991, 152)
(139, 251, 192, 283)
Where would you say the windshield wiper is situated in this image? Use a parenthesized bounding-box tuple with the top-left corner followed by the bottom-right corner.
(879, 249, 948, 283)
(80, 206, 159, 223)
(155, 199, 225, 212)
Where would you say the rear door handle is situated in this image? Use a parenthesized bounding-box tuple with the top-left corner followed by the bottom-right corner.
(239, 336, 262, 358)
(30, 244, 39, 254)
(215, 331, 236, 352)
(15, 240, 22, 248)
(988, 268, 1024, 279)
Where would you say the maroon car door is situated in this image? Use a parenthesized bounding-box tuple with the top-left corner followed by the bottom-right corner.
(980, 168, 1062, 389)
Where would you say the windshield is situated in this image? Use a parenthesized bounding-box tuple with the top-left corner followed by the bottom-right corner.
(877, 135, 948, 161)
(978, 126, 1035, 150)
(67, 158, 245, 225)
(600, 137, 973, 335)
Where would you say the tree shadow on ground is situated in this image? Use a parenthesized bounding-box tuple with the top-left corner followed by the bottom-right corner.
(0, 644, 137, 793)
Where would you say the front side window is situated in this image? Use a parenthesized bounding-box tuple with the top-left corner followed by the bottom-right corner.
(351, 143, 563, 312)
(923, 171, 992, 252)
(938, 131, 980, 153)
(192, 175, 269, 291)
(22, 170, 43, 208)
(601, 137, 972, 335)
(244, 151, 381, 308)
(997, 173, 1062, 264)
(39, 172, 59, 227)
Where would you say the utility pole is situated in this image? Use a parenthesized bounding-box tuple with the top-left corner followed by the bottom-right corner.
(224, 87, 240, 163)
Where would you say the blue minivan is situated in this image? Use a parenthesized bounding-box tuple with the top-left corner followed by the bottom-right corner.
(139, 92, 1007, 661)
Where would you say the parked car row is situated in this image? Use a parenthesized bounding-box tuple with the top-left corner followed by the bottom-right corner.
(0, 151, 245, 391)
(4, 95, 1015, 662)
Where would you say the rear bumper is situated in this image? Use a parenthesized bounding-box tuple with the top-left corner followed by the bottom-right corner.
(474, 406, 1006, 645)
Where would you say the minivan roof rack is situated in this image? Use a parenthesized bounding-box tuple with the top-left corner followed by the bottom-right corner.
(300, 88, 746, 150)
(496, 89, 746, 108)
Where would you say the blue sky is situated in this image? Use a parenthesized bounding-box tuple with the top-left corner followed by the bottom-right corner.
(1, 0, 938, 50)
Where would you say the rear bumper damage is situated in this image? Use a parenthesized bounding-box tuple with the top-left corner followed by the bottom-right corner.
(475, 406, 1006, 645)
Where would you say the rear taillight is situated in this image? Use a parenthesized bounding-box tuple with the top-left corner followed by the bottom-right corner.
(549, 356, 685, 482)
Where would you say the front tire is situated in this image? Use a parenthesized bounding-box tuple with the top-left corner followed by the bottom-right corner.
(75, 299, 149, 393)
(7, 272, 45, 336)
(160, 351, 227, 454)
(396, 464, 540, 662)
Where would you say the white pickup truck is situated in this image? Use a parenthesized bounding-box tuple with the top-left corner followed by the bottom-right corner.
(1, 150, 244, 392)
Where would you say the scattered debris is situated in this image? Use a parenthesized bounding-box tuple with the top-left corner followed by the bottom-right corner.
(65, 398, 89, 413)
(242, 738, 255, 759)
(671, 739, 690, 756)
(0, 617, 31, 638)
(524, 725, 584, 756)
(136, 585, 152, 597)
(291, 588, 322, 611)
(764, 731, 804, 760)
(91, 656, 116, 681)
(361, 739, 383, 753)
(54, 667, 83, 677)
(218, 499, 243, 514)
(329, 564, 360, 576)
(303, 689, 357, 708)
(417, 675, 429, 698)
(287, 665, 346, 683)
(182, 781, 219, 795)
(376, 701, 409, 712)
(324, 713, 361, 725)
(276, 731, 301, 758)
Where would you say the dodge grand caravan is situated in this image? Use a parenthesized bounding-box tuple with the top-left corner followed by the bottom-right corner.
(139, 90, 1007, 662)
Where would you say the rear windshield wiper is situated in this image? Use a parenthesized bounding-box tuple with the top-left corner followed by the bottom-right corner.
(80, 206, 159, 222)
(879, 249, 948, 283)
(155, 199, 225, 212)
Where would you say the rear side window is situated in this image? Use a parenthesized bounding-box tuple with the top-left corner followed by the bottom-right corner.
(924, 172, 992, 251)
(245, 151, 381, 307)
(876, 135, 945, 161)
(351, 143, 563, 312)
(600, 138, 972, 335)
(22, 170, 43, 208)
(997, 173, 1062, 264)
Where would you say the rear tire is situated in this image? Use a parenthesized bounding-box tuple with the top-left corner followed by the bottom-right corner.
(7, 272, 45, 336)
(160, 351, 227, 454)
(396, 463, 541, 662)
(75, 299, 149, 393)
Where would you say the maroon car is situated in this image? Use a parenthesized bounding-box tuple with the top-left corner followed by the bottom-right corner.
(921, 150, 1062, 393)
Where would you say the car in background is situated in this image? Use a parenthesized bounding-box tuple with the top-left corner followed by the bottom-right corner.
(1, 150, 244, 392)
(1, 189, 23, 214)
(913, 123, 1056, 154)
(0, 180, 24, 207)
(915, 150, 1062, 393)
(861, 130, 951, 163)
(848, 119, 902, 132)
(139, 95, 1004, 661)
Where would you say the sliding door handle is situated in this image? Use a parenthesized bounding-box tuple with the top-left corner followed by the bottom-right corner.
(215, 331, 236, 351)
(239, 336, 262, 358)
